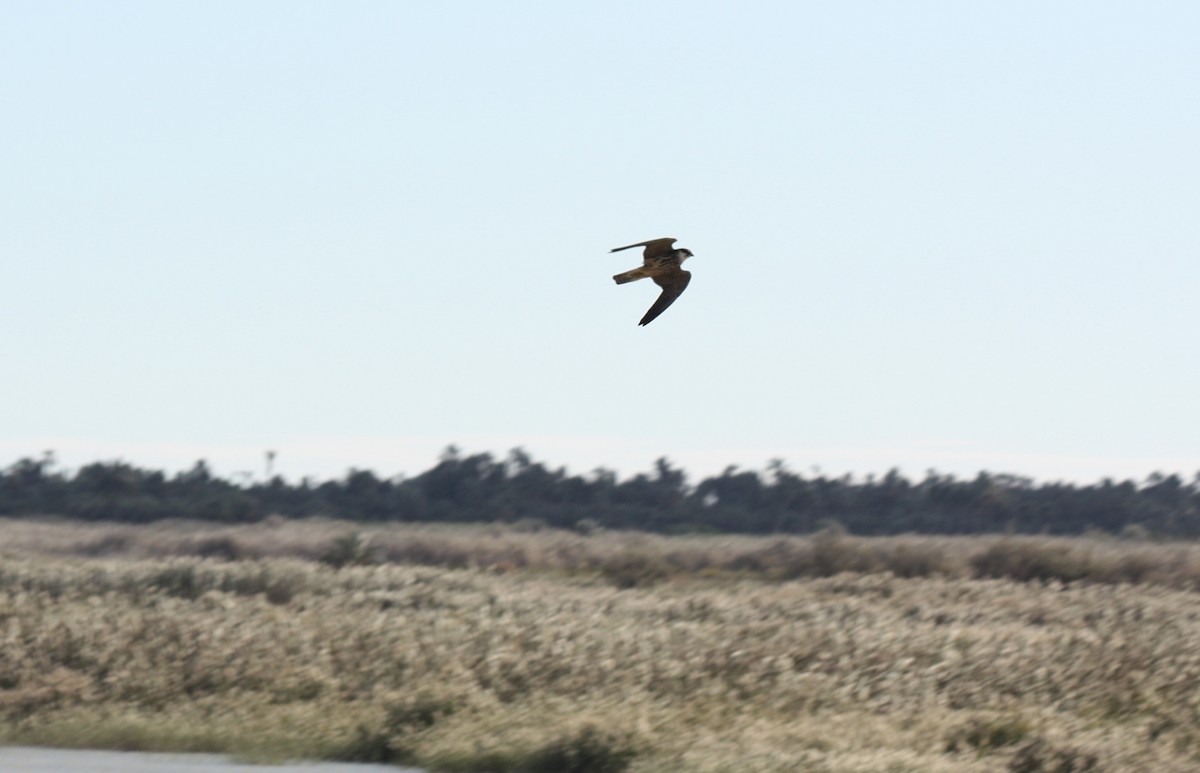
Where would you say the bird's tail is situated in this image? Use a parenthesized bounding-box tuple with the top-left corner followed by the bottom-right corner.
(613, 267, 650, 284)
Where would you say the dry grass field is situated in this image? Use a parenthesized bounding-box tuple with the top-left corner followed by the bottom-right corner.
(2, 517, 1200, 772)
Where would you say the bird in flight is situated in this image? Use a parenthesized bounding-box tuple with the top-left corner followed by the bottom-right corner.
(610, 237, 694, 326)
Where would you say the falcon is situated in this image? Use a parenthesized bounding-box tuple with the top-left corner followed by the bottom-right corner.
(610, 237, 694, 326)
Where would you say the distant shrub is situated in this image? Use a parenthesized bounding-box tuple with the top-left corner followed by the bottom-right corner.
(601, 553, 670, 589)
(77, 533, 132, 557)
(327, 723, 401, 764)
(508, 517, 548, 533)
(380, 537, 472, 569)
(728, 539, 804, 577)
(1118, 523, 1150, 541)
(1008, 737, 1099, 773)
(881, 541, 960, 578)
(435, 725, 637, 773)
(149, 564, 203, 600)
(970, 540, 1092, 584)
(384, 691, 461, 734)
(522, 725, 637, 773)
(808, 524, 882, 577)
(319, 532, 381, 569)
(262, 575, 300, 605)
(190, 536, 241, 561)
(574, 518, 603, 536)
(945, 714, 1032, 754)
(219, 565, 303, 605)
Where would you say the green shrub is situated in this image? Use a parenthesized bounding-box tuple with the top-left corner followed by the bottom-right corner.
(522, 725, 637, 773)
(945, 715, 1032, 754)
(970, 540, 1091, 584)
(600, 554, 669, 588)
(1008, 737, 1099, 773)
(149, 564, 203, 600)
(319, 532, 380, 569)
(434, 725, 636, 773)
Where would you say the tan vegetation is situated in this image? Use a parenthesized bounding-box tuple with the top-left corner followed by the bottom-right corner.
(1, 518, 1199, 771)
(5, 517, 1200, 590)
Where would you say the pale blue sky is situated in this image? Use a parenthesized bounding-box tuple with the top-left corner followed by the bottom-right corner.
(3, 1, 1198, 484)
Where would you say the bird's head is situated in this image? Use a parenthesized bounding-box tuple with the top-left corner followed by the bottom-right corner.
(677, 248, 694, 262)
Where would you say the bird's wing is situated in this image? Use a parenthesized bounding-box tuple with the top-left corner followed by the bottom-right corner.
(610, 237, 677, 259)
(638, 269, 692, 326)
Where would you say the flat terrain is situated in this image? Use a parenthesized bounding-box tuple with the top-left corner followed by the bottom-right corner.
(2, 518, 1199, 772)
(0, 746, 415, 773)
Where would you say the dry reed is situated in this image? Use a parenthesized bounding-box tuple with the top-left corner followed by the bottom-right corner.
(3, 517, 1200, 590)
(0, 518, 1199, 771)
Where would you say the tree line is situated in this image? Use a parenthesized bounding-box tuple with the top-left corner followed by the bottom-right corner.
(2, 448, 1199, 537)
